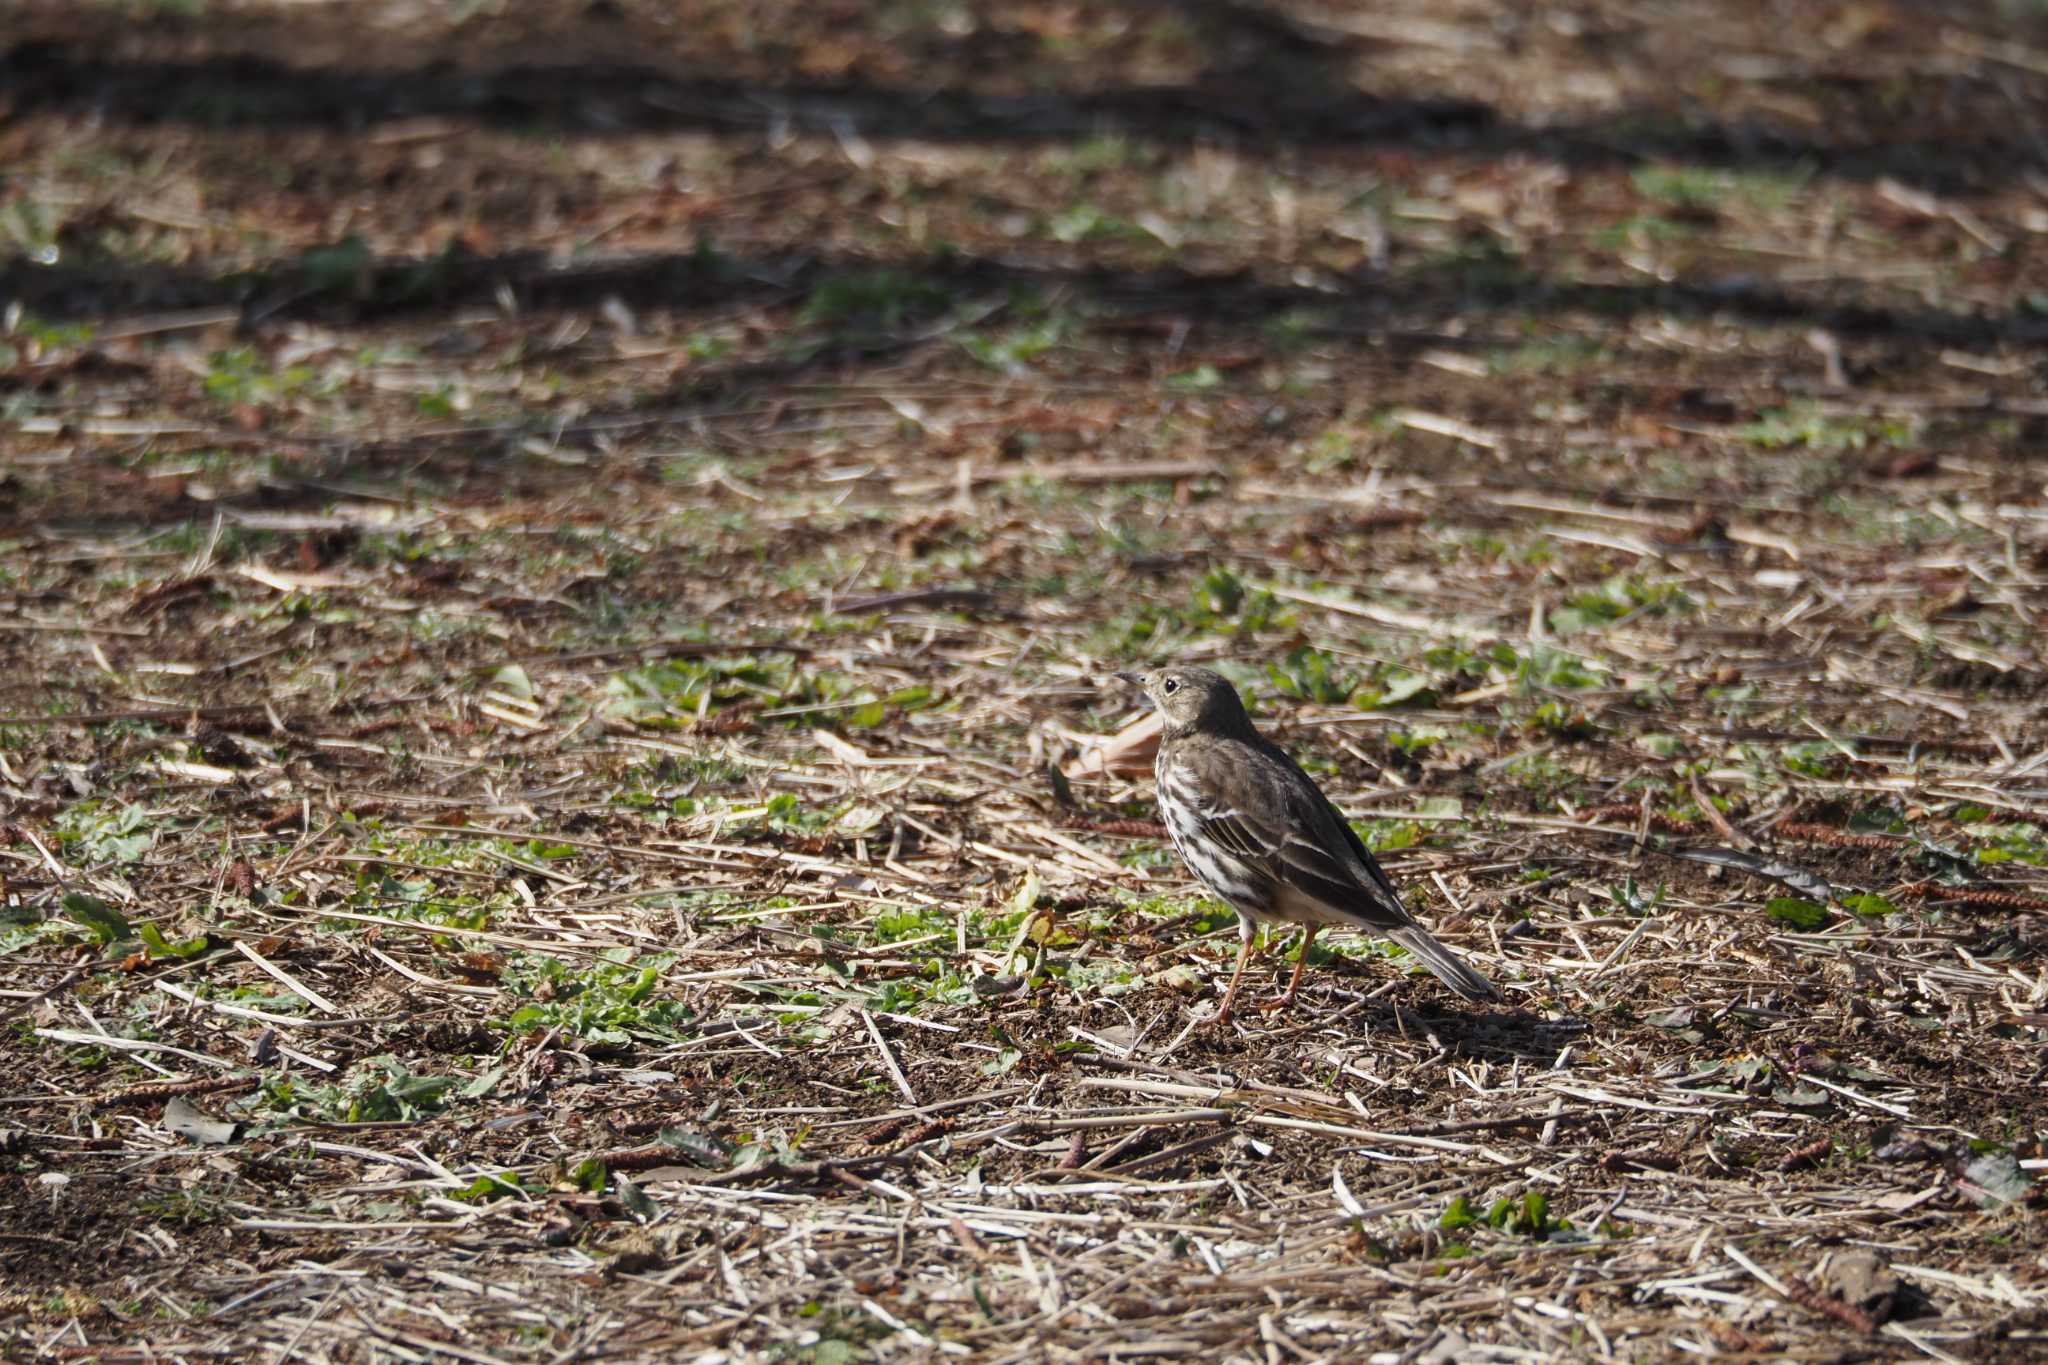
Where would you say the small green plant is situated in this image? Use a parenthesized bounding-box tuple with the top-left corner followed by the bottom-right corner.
(1442, 1191, 1573, 1241)
(1735, 404, 1903, 453)
(1049, 132, 1143, 177)
(1631, 162, 1811, 212)
(1489, 336, 1611, 376)
(1967, 821, 2048, 867)
(434, 1165, 532, 1205)
(1163, 363, 1223, 392)
(603, 654, 790, 724)
(501, 950, 694, 1046)
(1266, 645, 1358, 704)
(416, 385, 459, 418)
(1386, 725, 1449, 756)
(1548, 575, 1690, 635)
(800, 270, 956, 331)
(138, 1190, 224, 1227)
(614, 754, 749, 811)
(1188, 568, 1288, 635)
(54, 802, 158, 865)
(1630, 164, 1728, 209)
(958, 317, 1066, 371)
(202, 347, 320, 410)
(1778, 740, 1844, 779)
(58, 892, 132, 946)
(298, 235, 372, 294)
(1607, 877, 1665, 916)
(684, 330, 732, 362)
(1301, 426, 1358, 474)
(1348, 818, 1419, 854)
(1765, 897, 1829, 929)
(0, 201, 64, 268)
(5, 307, 94, 354)
(1048, 203, 1154, 246)
(1491, 1191, 1562, 1238)
(1510, 643, 1607, 692)
(267, 1055, 460, 1123)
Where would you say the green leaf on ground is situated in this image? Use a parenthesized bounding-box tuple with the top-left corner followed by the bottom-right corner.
(1765, 897, 1828, 929)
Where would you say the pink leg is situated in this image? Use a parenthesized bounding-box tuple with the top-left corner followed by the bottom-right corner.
(1279, 925, 1318, 1008)
(1258, 925, 1319, 1012)
(1215, 923, 1255, 1024)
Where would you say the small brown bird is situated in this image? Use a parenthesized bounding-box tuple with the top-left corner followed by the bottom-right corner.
(1116, 665, 1500, 1022)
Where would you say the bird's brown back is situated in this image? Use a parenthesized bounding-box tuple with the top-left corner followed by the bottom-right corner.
(1160, 721, 1415, 932)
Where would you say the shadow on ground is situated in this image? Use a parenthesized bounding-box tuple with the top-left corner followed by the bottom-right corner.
(2, 0, 2037, 192)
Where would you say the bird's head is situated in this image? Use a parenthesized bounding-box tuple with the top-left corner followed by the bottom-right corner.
(1113, 665, 1253, 736)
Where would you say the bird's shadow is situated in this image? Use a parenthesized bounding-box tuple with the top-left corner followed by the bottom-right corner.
(1216, 941, 1582, 1064)
(1284, 987, 1586, 1067)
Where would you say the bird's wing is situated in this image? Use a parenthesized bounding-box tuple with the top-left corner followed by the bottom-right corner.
(1194, 747, 1414, 930)
(1305, 777, 1415, 917)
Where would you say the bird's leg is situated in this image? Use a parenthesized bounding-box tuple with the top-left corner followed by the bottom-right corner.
(1283, 924, 1318, 1006)
(1215, 920, 1255, 1025)
(1260, 925, 1318, 1012)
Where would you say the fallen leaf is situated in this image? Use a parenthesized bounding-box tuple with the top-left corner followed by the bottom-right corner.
(162, 1097, 238, 1146)
(1061, 710, 1162, 780)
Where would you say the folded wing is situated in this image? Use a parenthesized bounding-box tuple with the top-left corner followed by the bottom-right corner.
(1195, 793, 1411, 931)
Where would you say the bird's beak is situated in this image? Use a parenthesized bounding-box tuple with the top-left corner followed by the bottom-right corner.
(1112, 670, 1144, 687)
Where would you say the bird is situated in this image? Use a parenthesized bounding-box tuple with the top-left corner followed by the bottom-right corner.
(1115, 665, 1500, 1023)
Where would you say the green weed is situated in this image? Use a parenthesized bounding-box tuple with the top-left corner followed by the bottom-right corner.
(1439, 1190, 1575, 1241)
(1735, 404, 1914, 454)
(1631, 162, 1812, 212)
(501, 950, 695, 1046)
(604, 655, 790, 725)
(256, 1056, 465, 1123)
(1266, 645, 1359, 704)
(801, 270, 957, 331)
(959, 316, 1068, 371)
(54, 802, 158, 865)
(1548, 575, 1690, 634)
(202, 347, 329, 410)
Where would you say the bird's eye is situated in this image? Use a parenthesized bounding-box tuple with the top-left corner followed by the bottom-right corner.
(1161, 678, 1180, 695)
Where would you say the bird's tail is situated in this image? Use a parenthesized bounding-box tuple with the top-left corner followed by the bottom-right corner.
(1387, 925, 1501, 1003)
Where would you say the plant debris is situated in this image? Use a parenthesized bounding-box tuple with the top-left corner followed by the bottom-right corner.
(2, 1, 2046, 1360)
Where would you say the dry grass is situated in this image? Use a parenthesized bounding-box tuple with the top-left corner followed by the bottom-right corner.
(3, 1, 2048, 1361)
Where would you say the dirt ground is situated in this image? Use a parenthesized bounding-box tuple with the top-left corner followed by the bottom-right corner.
(2, 1, 2046, 1361)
